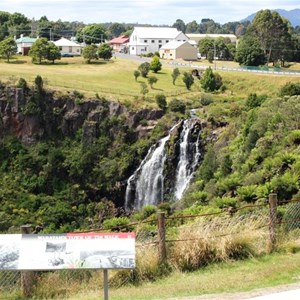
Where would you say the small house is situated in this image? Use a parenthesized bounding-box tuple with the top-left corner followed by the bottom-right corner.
(159, 41, 197, 60)
(15, 35, 37, 55)
(53, 37, 81, 56)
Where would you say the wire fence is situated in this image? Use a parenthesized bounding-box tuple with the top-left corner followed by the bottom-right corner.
(1, 194, 300, 298)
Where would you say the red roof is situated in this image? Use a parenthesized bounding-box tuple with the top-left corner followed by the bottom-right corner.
(108, 35, 129, 45)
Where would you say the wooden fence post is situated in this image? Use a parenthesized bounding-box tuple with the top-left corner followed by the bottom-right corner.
(268, 193, 278, 252)
(157, 212, 167, 264)
(20, 225, 37, 298)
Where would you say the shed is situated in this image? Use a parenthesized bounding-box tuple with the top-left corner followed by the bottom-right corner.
(159, 41, 197, 60)
(108, 35, 129, 52)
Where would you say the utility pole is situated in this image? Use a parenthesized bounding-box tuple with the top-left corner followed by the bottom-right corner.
(214, 40, 217, 70)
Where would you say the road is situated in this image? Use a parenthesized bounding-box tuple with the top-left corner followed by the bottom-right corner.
(114, 52, 300, 76)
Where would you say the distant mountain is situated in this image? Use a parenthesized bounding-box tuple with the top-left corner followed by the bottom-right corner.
(242, 9, 300, 27)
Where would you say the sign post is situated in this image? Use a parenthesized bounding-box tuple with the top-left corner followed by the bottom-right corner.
(104, 269, 108, 300)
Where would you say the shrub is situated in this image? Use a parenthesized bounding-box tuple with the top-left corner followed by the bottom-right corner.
(279, 82, 300, 97)
(245, 93, 267, 109)
(138, 62, 150, 77)
(102, 216, 133, 232)
(133, 70, 140, 81)
(214, 196, 238, 209)
(182, 72, 194, 90)
(200, 93, 213, 106)
(237, 185, 258, 203)
(168, 98, 186, 114)
(149, 55, 162, 73)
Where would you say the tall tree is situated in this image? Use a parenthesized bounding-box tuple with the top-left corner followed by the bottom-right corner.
(185, 20, 199, 33)
(46, 42, 61, 64)
(172, 19, 186, 33)
(0, 36, 17, 62)
(107, 23, 126, 38)
(77, 24, 107, 44)
(249, 9, 292, 65)
(235, 35, 266, 66)
(29, 37, 49, 64)
(198, 37, 214, 59)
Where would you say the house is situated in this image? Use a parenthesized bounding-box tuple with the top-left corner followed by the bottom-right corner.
(53, 37, 81, 56)
(128, 27, 189, 56)
(159, 41, 197, 60)
(186, 34, 237, 44)
(108, 35, 129, 52)
(15, 35, 37, 55)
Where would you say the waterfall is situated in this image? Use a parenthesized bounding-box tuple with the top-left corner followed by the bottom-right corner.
(174, 119, 201, 199)
(125, 120, 201, 211)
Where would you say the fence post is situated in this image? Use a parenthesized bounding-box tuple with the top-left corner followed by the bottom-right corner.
(20, 225, 36, 298)
(157, 212, 167, 264)
(268, 193, 278, 252)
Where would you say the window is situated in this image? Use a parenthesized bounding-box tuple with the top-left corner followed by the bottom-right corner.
(69, 46, 72, 52)
(158, 40, 162, 43)
(59, 46, 62, 50)
(144, 40, 148, 43)
(151, 40, 155, 43)
(132, 47, 135, 50)
(159, 45, 162, 49)
(166, 40, 169, 43)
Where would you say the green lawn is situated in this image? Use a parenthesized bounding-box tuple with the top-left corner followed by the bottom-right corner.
(1, 55, 300, 108)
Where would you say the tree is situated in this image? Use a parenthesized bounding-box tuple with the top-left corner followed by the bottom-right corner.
(198, 37, 214, 59)
(76, 24, 107, 44)
(133, 70, 140, 81)
(235, 35, 266, 66)
(249, 9, 292, 65)
(0, 37, 17, 62)
(185, 20, 199, 33)
(82, 44, 98, 63)
(29, 37, 49, 64)
(172, 19, 186, 33)
(182, 72, 194, 90)
(149, 55, 162, 73)
(138, 62, 150, 77)
(108, 23, 126, 39)
(201, 67, 223, 92)
(98, 43, 113, 60)
(147, 76, 158, 89)
(171, 67, 180, 85)
(46, 42, 61, 64)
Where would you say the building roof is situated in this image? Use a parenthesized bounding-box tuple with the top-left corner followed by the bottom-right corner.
(53, 37, 80, 47)
(186, 33, 237, 41)
(108, 35, 129, 44)
(15, 36, 37, 44)
(133, 27, 182, 39)
(160, 41, 193, 50)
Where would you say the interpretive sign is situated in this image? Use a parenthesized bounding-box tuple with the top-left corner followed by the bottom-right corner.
(0, 232, 135, 270)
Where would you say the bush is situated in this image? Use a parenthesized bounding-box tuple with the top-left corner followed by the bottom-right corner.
(102, 217, 133, 232)
(200, 93, 213, 106)
(279, 82, 300, 97)
(168, 98, 186, 114)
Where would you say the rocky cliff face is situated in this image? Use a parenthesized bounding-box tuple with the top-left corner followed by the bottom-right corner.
(0, 85, 164, 145)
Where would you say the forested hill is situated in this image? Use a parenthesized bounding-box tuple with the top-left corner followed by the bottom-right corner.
(242, 9, 300, 27)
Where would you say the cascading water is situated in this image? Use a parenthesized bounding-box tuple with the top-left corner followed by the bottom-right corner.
(174, 119, 201, 199)
(125, 135, 170, 211)
(125, 119, 201, 211)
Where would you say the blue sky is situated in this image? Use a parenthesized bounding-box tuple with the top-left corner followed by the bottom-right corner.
(1, 0, 300, 25)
